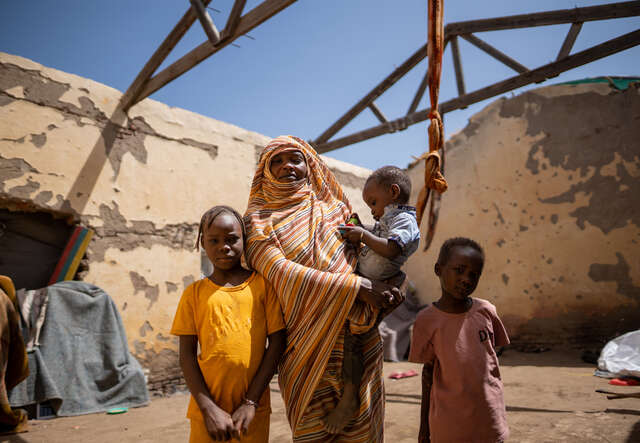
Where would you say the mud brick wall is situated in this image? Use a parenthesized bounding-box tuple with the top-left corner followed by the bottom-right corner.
(406, 80, 640, 347)
(0, 52, 373, 385)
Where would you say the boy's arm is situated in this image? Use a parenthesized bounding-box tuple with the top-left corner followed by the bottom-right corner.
(179, 335, 239, 440)
(231, 329, 287, 434)
(419, 363, 434, 443)
(341, 226, 402, 259)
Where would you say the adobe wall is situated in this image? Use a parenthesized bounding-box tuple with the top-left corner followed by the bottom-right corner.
(405, 80, 640, 347)
(0, 52, 373, 389)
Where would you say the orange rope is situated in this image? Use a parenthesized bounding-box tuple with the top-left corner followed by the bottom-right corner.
(416, 0, 448, 236)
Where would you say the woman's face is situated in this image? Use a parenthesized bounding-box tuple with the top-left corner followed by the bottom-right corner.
(269, 150, 308, 182)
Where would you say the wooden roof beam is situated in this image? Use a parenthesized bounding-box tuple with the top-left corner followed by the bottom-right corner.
(190, 0, 221, 45)
(444, 1, 640, 35)
(120, 0, 212, 111)
(133, 0, 298, 106)
(460, 33, 528, 74)
(315, 29, 640, 153)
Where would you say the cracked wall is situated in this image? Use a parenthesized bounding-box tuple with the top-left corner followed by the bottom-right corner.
(405, 79, 640, 346)
(0, 52, 372, 383)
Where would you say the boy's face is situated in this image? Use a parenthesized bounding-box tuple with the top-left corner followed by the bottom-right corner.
(362, 180, 400, 221)
(201, 213, 244, 271)
(269, 150, 308, 182)
(435, 245, 484, 300)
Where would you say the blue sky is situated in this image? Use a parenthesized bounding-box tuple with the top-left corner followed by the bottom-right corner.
(1, 1, 638, 170)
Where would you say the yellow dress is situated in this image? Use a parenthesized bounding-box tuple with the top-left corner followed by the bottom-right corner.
(171, 272, 285, 443)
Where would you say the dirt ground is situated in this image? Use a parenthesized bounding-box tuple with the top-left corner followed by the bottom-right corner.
(3, 349, 639, 443)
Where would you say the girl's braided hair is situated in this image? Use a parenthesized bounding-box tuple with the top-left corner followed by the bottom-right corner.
(195, 205, 247, 251)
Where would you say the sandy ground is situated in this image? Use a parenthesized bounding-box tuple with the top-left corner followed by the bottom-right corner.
(3, 349, 639, 443)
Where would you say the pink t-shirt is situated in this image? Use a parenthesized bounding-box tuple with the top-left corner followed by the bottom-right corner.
(409, 298, 510, 443)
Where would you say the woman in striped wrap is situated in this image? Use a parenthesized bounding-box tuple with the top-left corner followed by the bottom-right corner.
(244, 136, 401, 442)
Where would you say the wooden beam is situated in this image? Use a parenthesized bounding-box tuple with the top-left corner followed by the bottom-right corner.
(556, 22, 583, 60)
(222, 0, 248, 39)
(445, 1, 640, 35)
(190, 0, 220, 45)
(461, 33, 528, 74)
(368, 102, 388, 123)
(408, 68, 429, 115)
(314, 43, 428, 145)
(406, 38, 452, 115)
(315, 29, 640, 153)
(450, 36, 466, 96)
(120, 0, 211, 111)
(134, 0, 298, 104)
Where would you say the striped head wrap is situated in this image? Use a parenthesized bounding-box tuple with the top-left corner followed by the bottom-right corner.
(244, 136, 383, 440)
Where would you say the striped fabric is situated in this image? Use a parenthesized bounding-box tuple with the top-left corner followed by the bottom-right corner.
(244, 136, 384, 442)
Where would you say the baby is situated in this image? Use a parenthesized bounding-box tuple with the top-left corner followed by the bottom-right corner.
(326, 165, 420, 433)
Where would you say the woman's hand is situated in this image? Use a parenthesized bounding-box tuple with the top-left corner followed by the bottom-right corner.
(232, 403, 256, 437)
(202, 403, 238, 441)
(358, 278, 403, 310)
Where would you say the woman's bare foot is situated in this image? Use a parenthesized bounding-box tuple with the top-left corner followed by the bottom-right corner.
(324, 383, 359, 434)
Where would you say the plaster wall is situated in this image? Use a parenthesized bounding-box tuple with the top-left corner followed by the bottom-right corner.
(405, 80, 640, 346)
(0, 52, 373, 385)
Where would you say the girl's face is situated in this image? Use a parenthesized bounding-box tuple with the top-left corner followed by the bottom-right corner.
(435, 246, 484, 301)
(269, 150, 308, 182)
(201, 213, 244, 271)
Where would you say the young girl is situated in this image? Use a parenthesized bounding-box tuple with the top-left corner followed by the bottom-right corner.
(409, 237, 510, 443)
(171, 206, 286, 443)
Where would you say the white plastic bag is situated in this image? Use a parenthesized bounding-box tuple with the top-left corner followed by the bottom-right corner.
(597, 330, 640, 378)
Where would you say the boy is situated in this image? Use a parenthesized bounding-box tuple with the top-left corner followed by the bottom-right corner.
(325, 166, 420, 434)
(410, 238, 509, 443)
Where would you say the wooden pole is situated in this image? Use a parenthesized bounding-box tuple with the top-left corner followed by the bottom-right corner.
(120, 0, 212, 111)
(133, 0, 298, 104)
(450, 36, 466, 96)
(222, 0, 248, 39)
(556, 22, 583, 60)
(368, 102, 388, 123)
(314, 28, 640, 153)
(189, 0, 221, 45)
(460, 33, 528, 74)
(445, 1, 640, 34)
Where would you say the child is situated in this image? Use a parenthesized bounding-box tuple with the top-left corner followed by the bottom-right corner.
(326, 165, 420, 433)
(409, 237, 510, 443)
(171, 206, 286, 443)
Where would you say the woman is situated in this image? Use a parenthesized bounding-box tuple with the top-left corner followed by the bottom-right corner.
(244, 136, 401, 442)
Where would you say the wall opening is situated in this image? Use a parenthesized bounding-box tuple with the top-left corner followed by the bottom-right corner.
(0, 207, 87, 291)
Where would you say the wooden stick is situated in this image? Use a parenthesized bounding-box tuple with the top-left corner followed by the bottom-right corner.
(314, 28, 640, 153)
(461, 33, 528, 74)
(450, 36, 466, 95)
(120, 0, 212, 111)
(408, 68, 429, 115)
(596, 389, 640, 399)
(445, 1, 640, 35)
(368, 103, 388, 123)
(189, 0, 220, 45)
(222, 0, 248, 40)
(314, 44, 428, 144)
(556, 22, 583, 60)
(135, 0, 298, 104)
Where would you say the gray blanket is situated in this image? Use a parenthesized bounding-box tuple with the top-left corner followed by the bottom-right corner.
(9, 281, 149, 416)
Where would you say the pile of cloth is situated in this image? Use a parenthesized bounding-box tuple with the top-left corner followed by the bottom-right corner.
(4, 278, 148, 428)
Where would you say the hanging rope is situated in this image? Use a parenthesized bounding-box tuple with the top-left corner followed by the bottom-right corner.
(416, 0, 448, 250)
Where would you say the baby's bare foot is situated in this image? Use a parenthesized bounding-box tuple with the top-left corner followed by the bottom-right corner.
(324, 385, 359, 434)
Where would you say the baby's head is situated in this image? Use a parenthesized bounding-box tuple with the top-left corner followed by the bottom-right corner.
(362, 166, 411, 220)
(435, 237, 485, 300)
